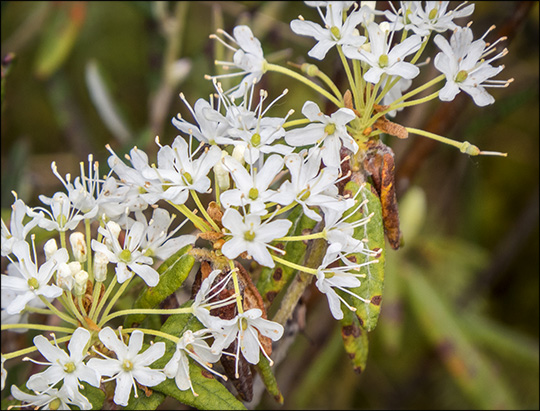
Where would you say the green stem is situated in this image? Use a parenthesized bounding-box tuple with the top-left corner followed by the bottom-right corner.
(261, 202, 298, 220)
(265, 63, 342, 108)
(169, 201, 211, 233)
(369, 91, 440, 128)
(352, 58, 364, 111)
(337, 46, 361, 109)
(405, 127, 507, 157)
(38, 295, 78, 326)
(123, 327, 180, 344)
(283, 118, 311, 129)
(229, 259, 244, 314)
(88, 281, 103, 320)
(63, 293, 87, 326)
(1, 323, 75, 333)
(190, 190, 221, 232)
(274, 231, 325, 242)
(98, 276, 133, 328)
(4, 336, 72, 360)
(392, 74, 445, 107)
(101, 307, 193, 325)
(91, 275, 118, 323)
(272, 234, 328, 325)
(271, 255, 318, 275)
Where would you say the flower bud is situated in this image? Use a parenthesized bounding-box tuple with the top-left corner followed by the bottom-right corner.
(232, 145, 246, 165)
(214, 151, 230, 192)
(74, 270, 89, 296)
(44, 239, 58, 260)
(57, 263, 74, 291)
(69, 232, 87, 263)
(104, 221, 121, 247)
(93, 251, 109, 282)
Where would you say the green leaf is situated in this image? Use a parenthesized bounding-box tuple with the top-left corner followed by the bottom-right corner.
(151, 310, 246, 410)
(257, 204, 316, 306)
(125, 390, 165, 410)
(339, 307, 369, 374)
(405, 268, 518, 409)
(254, 356, 283, 404)
(80, 382, 106, 410)
(124, 245, 194, 328)
(342, 181, 386, 331)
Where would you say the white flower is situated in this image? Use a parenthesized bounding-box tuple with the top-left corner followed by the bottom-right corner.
(385, 1, 475, 36)
(136, 208, 196, 261)
(290, 3, 367, 60)
(274, 150, 349, 222)
(220, 154, 287, 215)
(1, 197, 38, 257)
(26, 328, 99, 408)
(221, 208, 292, 268)
(163, 329, 224, 396)
(207, 84, 294, 165)
(172, 97, 230, 146)
(1, 240, 67, 315)
(344, 21, 423, 83)
(191, 269, 238, 328)
(28, 192, 84, 232)
(91, 220, 160, 286)
(208, 308, 284, 378)
(87, 328, 166, 407)
(49, 156, 106, 220)
(210, 25, 267, 98)
(315, 243, 377, 320)
(304, 1, 356, 11)
(11, 381, 83, 410)
(285, 101, 358, 168)
(434, 26, 510, 107)
(143, 136, 221, 205)
(107, 145, 162, 209)
(1, 355, 6, 391)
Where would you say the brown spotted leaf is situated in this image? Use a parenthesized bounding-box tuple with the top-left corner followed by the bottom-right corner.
(342, 181, 386, 332)
(340, 307, 369, 373)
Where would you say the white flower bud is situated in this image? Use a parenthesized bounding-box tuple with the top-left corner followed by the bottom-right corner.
(361, 1, 377, 24)
(44, 239, 58, 260)
(68, 261, 82, 274)
(93, 251, 109, 282)
(214, 151, 230, 192)
(379, 21, 391, 34)
(57, 263, 74, 291)
(232, 145, 246, 165)
(69, 232, 87, 263)
(74, 270, 89, 296)
(104, 221, 121, 247)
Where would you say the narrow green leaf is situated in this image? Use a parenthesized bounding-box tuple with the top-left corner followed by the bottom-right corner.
(255, 356, 283, 404)
(405, 268, 518, 409)
(342, 181, 386, 331)
(124, 245, 194, 328)
(257, 204, 316, 306)
(340, 307, 369, 374)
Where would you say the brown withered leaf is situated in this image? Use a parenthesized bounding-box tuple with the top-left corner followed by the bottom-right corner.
(207, 201, 224, 228)
(363, 140, 402, 250)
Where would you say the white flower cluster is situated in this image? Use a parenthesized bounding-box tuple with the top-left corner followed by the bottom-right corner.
(1, 1, 511, 408)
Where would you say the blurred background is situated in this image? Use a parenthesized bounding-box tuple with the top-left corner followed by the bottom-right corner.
(1, 1, 538, 409)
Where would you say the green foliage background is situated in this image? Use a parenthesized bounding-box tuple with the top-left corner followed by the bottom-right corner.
(1, 1, 538, 409)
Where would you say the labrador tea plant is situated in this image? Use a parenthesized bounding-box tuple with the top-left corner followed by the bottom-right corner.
(1, 1, 512, 409)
